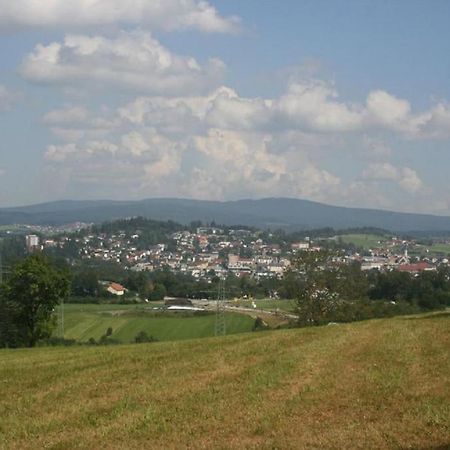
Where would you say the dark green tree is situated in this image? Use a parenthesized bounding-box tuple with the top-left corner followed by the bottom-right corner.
(0, 285, 21, 347)
(71, 269, 99, 297)
(293, 250, 341, 326)
(149, 283, 166, 301)
(3, 255, 70, 347)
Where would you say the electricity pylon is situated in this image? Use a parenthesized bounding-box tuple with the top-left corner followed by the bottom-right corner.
(215, 277, 226, 336)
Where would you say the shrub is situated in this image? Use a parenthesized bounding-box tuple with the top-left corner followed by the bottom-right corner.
(135, 331, 158, 343)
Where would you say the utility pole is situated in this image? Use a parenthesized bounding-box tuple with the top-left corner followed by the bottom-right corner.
(215, 276, 226, 336)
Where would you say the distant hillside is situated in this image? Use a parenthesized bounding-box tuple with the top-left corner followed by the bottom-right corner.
(1, 197, 450, 232)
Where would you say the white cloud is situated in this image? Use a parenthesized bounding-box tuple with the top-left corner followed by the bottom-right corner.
(0, 0, 240, 33)
(364, 162, 399, 180)
(204, 88, 272, 130)
(413, 103, 450, 139)
(40, 77, 450, 206)
(276, 81, 364, 132)
(398, 167, 424, 193)
(43, 106, 117, 142)
(366, 90, 411, 127)
(364, 162, 424, 193)
(43, 131, 183, 200)
(21, 31, 225, 95)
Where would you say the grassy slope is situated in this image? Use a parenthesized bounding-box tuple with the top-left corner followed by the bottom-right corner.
(409, 242, 450, 257)
(339, 233, 387, 249)
(57, 304, 255, 343)
(339, 233, 450, 256)
(1, 312, 449, 449)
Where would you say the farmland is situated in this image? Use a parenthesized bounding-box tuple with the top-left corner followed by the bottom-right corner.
(55, 303, 255, 343)
(1, 311, 449, 449)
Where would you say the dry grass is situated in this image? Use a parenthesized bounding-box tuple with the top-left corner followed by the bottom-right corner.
(0, 312, 449, 449)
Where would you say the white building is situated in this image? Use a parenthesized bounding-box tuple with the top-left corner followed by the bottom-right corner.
(26, 235, 40, 251)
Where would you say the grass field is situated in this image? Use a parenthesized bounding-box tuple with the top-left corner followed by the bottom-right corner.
(409, 242, 450, 257)
(55, 303, 255, 343)
(339, 233, 387, 249)
(1, 311, 449, 449)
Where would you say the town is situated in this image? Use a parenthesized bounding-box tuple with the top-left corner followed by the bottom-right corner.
(19, 218, 450, 286)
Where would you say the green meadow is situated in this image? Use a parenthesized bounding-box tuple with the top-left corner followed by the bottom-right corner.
(55, 303, 255, 343)
(1, 311, 449, 449)
(338, 233, 387, 249)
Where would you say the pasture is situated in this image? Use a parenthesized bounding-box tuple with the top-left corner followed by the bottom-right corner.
(55, 303, 255, 343)
(1, 311, 449, 449)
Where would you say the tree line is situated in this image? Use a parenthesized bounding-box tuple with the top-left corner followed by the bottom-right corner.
(289, 250, 450, 326)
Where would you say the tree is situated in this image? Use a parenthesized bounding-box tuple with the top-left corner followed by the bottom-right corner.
(3, 255, 70, 347)
(71, 269, 99, 297)
(292, 250, 341, 326)
(149, 283, 166, 301)
(0, 286, 21, 348)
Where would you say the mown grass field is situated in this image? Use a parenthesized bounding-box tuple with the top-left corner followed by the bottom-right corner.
(55, 303, 255, 343)
(1, 312, 449, 449)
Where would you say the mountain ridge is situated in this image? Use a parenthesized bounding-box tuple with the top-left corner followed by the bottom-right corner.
(1, 197, 450, 232)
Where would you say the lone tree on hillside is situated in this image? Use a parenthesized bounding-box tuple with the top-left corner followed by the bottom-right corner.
(2, 254, 70, 347)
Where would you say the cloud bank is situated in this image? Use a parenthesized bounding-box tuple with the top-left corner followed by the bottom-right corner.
(21, 32, 225, 95)
(0, 0, 240, 33)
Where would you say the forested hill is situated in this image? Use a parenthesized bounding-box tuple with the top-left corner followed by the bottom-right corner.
(2, 197, 450, 232)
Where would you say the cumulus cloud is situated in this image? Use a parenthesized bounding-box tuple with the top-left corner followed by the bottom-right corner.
(44, 129, 185, 198)
(364, 162, 424, 193)
(204, 88, 272, 130)
(366, 90, 411, 126)
(413, 102, 450, 139)
(276, 81, 364, 132)
(398, 167, 424, 193)
(0, 0, 240, 33)
(41, 77, 450, 205)
(21, 31, 225, 95)
(43, 106, 117, 142)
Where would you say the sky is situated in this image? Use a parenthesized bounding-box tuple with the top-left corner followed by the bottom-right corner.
(0, 0, 449, 214)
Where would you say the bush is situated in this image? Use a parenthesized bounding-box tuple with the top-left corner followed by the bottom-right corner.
(39, 337, 77, 347)
(98, 327, 120, 345)
(135, 331, 158, 343)
(252, 317, 268, 331)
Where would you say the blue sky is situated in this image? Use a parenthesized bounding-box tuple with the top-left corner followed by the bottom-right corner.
(0, 0, 449, 214)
